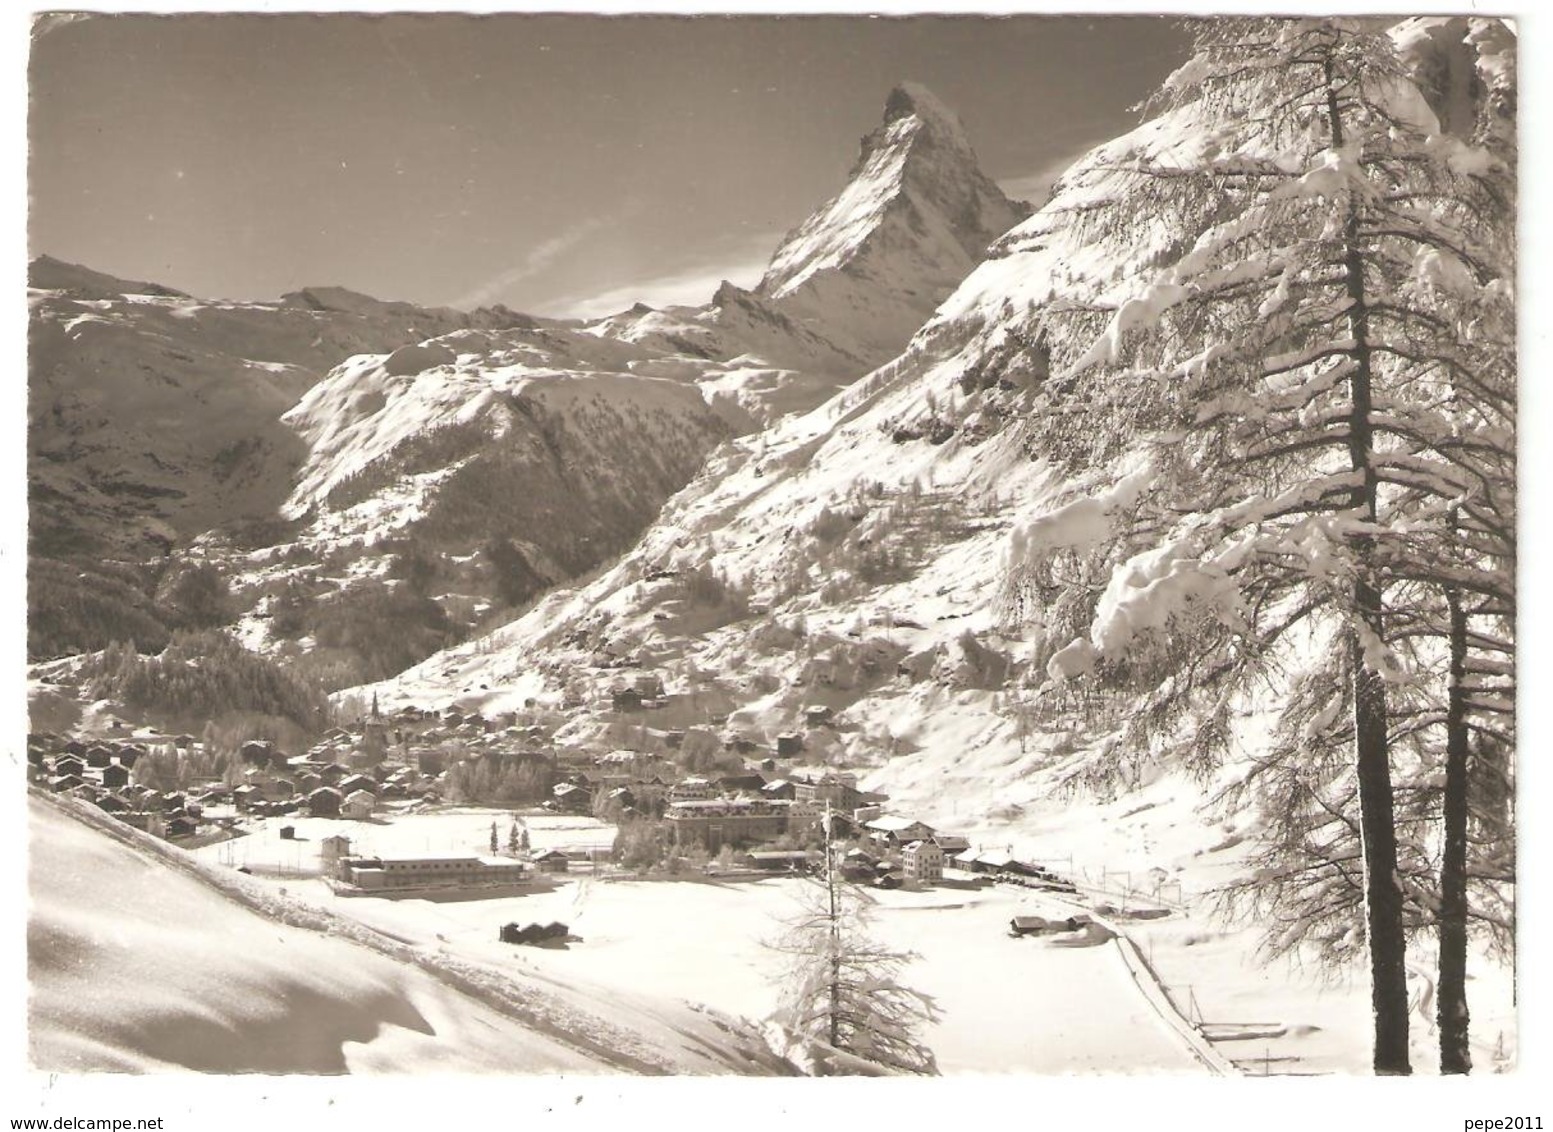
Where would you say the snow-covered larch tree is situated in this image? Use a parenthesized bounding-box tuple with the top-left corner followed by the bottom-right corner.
(1003, 18, 1514, 1075)
(768, 833, 939, 1075)
(1218, 18, 1516, 1073)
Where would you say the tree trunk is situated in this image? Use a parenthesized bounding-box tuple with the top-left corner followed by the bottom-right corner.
(1327, 42, 1411, 1074)
(1341, 207, 1414, 1075)
(1344, 269, 1413, 1074)
(1351, 622, 1412, 1074)
(1438, 580, 1473, 1073)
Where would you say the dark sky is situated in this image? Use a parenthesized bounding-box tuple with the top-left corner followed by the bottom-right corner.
(29, 13, 1190, 316)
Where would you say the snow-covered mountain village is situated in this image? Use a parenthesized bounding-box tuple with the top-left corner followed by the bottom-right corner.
(20, 12, 1521, 1098)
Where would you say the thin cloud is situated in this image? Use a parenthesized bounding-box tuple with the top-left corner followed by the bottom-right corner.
(451, 216, 618, 310)
(998, 97, 1156, 209)
(536, 237, 778, 321)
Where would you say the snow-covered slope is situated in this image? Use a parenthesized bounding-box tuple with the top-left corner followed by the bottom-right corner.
(363, 16, 1517, 803)
(28, 791, 792, 1074)
(162, 82, 1030, 677)
(338, 64, 1186, 722)
(338, 23, 1516, 1072)
(585, 286, 870, 428)
(281, 327, 727, 528)
(29, 81, 1023, 681)
(27, 263, 734, 680)
(339, 81, 1207, 792)
(192, 321, 734, 679)
(29, 80, 1023, 673)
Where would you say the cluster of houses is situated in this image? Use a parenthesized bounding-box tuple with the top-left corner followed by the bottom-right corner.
(773, 815, 1074, 893)
(232, 739, 439, 822)
(542, 749, 890, 852)
(317, 701, 557, 777)
(607, 672, 668, 712)
(542, 751, 1028, 893)
(648, 808, 1070, 894)
(316, 690, 854, 819)
(832, 815, 969, 888)
(826, 819, 1078, 892)
(25, 723, 445, 845)
(27, 733, 205, 841)
(602, 665, 834, 741)
(30, 698, 1075, 896)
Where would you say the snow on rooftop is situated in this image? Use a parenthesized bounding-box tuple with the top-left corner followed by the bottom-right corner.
(863, 815, 932, 832)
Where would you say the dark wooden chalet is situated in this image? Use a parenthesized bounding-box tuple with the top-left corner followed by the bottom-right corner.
(307, 786, 343, 817)
(54, 755, 86, 779)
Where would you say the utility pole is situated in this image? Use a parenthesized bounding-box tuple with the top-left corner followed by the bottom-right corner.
(825, 800, 840, 1057)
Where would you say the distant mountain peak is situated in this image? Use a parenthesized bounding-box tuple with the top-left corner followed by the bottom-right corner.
(752, 82, 1029, 365)
(28, 254, 189, 299)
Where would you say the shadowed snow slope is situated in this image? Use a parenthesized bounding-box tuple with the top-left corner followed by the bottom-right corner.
(27, 792, 793, 1074)
(27, 257, 532, 559)
(28, 794, 594, 1072)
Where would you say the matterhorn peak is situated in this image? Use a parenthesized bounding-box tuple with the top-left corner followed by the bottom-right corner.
(881, 81, 972, 147)
(754, 82, 1028, 366)
(884, 80, 946, 120)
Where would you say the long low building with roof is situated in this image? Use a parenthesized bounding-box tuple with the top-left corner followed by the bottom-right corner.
(330, 852, 532, 895)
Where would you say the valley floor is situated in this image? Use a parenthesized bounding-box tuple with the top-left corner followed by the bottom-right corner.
(200, 796, 1518, 1077)
(265, 867, 1210, 1074)
(181, 805, 1290, 1075)
(31, 794, 1516, 1078)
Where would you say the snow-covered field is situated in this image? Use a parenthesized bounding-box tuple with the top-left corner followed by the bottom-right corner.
(248, 867, 1209, 1075)
(190, 807, 1232, 1074)
(878, 735, 1518, 1076)
(28, 796, 603, 1073)
(197, 779, 1515, 1077)
(193, 807, 616, 875)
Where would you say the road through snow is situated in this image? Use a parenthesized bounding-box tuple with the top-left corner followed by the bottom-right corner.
(863, 884, 1211, 1073)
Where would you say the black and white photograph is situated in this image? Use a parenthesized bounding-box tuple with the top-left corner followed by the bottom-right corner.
(8, 2, 1540, 1122)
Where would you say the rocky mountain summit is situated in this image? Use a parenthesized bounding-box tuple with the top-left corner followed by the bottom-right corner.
(755, 82, 1030, 366)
